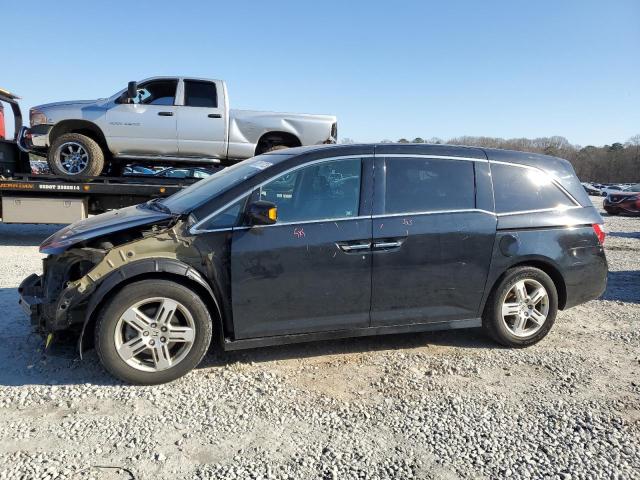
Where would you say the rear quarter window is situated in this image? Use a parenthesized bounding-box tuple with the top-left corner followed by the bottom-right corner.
(491, 163, 575, 213)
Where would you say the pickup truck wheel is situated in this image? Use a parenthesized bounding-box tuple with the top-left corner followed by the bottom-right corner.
(48, 133, 105, 178)
(94, 280, 213, 385)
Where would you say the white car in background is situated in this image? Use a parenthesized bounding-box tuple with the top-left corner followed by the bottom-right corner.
(600, 184, 630, 197)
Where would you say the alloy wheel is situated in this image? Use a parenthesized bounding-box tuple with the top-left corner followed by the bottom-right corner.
(114, 297, 196, 372)
(500, 279, 549, 338)
(56, 141, 89, 175)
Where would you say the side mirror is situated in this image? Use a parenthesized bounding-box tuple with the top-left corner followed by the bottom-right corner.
(127, 81, 138, 99)
(247, 201, 277, 225)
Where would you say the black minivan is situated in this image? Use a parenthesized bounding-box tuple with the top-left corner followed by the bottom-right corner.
(20, 144, 608, 384)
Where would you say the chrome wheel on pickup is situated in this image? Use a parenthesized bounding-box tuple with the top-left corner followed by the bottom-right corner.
(95, 280, 212, 385)
(483, 266, 558, 347)
(55, 141, 89, 175)
(48, 133, 105, 178)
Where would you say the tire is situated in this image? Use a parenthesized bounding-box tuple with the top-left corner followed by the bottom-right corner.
(48, 133, 105, 178)
(95, 279, 213, 385)
(482, 266, 558, 347)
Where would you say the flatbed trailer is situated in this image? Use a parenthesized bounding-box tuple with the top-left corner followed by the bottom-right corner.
(0, 174, 197, 224)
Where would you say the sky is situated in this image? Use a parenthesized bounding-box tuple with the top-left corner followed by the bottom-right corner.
(2, 0, 639, 146)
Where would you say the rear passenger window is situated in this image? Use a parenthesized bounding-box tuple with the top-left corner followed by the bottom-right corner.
(491, 163, 574, 213)
(384, 158, 475, 214)
(184, 81, 218, 108)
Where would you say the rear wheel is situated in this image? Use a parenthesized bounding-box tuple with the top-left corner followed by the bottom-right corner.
(482, 266, 558, 347)
(48, 133, 105, 178)
(95, 280, 212, 384)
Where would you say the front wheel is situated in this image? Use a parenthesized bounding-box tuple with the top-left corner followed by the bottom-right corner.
(482, 266, 558, 347)
(48, 133, 105, 178)
(95, 280, 213, 384)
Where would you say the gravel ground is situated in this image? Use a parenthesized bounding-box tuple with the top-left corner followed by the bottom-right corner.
(0, 197, 638, 479)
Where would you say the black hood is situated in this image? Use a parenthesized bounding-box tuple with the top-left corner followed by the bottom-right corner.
(40, 204, 173, 255)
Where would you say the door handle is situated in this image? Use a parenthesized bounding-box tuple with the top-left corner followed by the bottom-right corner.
(337, 242, 371, 252)
(208, 113, 221, 118)
(158, 111, 174, 116)
(373, 240, 404, 249)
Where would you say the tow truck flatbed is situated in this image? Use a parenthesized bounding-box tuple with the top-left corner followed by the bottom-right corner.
(0, 174, 197, 224)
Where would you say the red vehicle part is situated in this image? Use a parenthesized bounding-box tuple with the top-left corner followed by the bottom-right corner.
(0, 103, 5, 140)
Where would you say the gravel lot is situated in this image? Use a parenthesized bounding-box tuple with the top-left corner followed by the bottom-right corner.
(0, 197, 638, 479)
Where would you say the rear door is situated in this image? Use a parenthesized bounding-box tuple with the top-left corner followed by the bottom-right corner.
(230, 153, 374, 339)
(105, 78, 179, 155)
(177, 79, 227, 159)
(370, 152, 496, 326)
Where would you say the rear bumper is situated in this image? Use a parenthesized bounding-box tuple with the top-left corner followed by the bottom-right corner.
(563, 245, 608, 309)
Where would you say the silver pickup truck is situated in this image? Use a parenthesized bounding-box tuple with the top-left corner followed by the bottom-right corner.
(22, 76, 337, 177)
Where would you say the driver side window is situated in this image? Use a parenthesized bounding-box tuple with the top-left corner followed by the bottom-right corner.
(259, 158, 362, 223)
(128, 79, 177, 106)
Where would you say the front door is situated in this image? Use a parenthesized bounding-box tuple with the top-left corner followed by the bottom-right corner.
(105, 78, 179, 156)
(371, 155, 496, 326)
(230, 155, 373, 339)
(177, 79, 227, 159)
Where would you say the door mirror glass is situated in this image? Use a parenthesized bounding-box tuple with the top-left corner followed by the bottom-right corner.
(248, 201, 278, 225)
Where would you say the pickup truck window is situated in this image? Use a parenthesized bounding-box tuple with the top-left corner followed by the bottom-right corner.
(184, 80, 218, 108)
(131, 79, 177, 106)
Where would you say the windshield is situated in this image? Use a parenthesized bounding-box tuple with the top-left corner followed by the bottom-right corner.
(159, 154, 291, 214)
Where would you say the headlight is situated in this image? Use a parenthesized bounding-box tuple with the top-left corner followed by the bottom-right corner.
(30, 108, 48, 127)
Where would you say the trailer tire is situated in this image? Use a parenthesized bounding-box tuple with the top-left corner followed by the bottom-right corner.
(49, 133, 105, 178)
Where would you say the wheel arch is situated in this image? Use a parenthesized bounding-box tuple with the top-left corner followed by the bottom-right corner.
(482, 258, 568, 314)
(254, 131, 302, 155)
(49, 120, 110, 153)
(78, 259, 225, 356)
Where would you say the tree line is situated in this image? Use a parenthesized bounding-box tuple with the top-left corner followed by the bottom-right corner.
(341, 135, 640, 182)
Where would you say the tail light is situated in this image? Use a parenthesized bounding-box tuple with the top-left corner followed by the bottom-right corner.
(592, 223, 605, 245)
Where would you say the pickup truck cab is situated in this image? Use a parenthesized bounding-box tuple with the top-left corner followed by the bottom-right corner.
(23, 77, 337, 178)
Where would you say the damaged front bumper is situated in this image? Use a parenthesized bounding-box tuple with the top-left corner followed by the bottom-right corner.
(19, 272, 88, 334)
(18, 273, 45, 328)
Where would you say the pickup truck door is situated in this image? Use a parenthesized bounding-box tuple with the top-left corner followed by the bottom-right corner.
(177, 79, 227, 159)
(105, 78, 179, 156)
